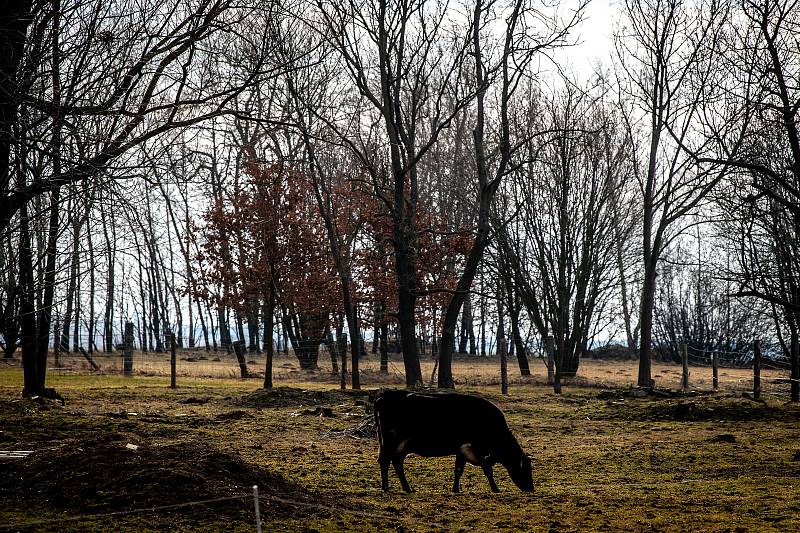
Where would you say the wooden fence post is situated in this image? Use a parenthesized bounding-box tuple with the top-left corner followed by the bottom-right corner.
(123, 321, 134, 377)
(681, 343, 689, 390)
(499, 336, 508, 396)
(170, 333, 177, 389)
(753, 339, 761, 400)
(712, 350, 719, 391)
(546, 336, 554, 385)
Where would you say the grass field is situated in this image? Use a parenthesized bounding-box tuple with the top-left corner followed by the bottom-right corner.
(1, 355, 799, 532)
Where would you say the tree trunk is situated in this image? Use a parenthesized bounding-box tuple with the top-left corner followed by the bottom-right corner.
(283, 310, 323, 371)
(339, 332, 347, 390)
(560, 344, 580, 377)
(247, 309, 259, 353)
(438, 2, 509, 387)
(72, 247, 80, 352)
(458, 296, 470, 354)
(351, 305, 360, 390)
(30, 185, 61, 395)
(637, 263, 658, 387)
(136, 247, 147, 352)
(0, 0, 34, 232)
(376, 300, 389, 374)
(372, 305, 379, 354)
(509, 295, 530, 376)
(397, 272, 423, 387)
(88, 214, 95, 353)
(791, 327, 799, 403)
(102, 202, 115, 353)
(19, 208, 40, 395)
(235, 309, 245, 347)
(196, 299, 209, 350)
(325, 328, 339, 374)
(218, 306, 231, 352)
(60, 202, 80, 352)
(233, 340, 249, 378)
(297, 339, 319, 370)
(207, 304, 218, 351)
(263, 288, 275, 389)
(380, 319, 389, 374)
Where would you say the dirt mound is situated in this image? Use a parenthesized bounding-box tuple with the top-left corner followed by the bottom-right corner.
(0, 433, 314, 517)
(586, 344, 637, 360)
(604, 398, 800, 422)
(238, 386, 369, 408)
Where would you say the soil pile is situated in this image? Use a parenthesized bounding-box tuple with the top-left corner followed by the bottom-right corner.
(604, 397, 800, 422)
(0, 433, 314, 517)
(238, 386, 369, 408)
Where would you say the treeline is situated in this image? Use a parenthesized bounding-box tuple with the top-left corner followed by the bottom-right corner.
(0, 0, 797, 400)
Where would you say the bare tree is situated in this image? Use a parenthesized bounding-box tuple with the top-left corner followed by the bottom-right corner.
(436, 0, 586, 388)
(615, 0, 730, 387)
(499, 82, 627, 392)
(312, 0, 480, 387)
(677, 1, 800, 400)
(2, 0, 289, 396)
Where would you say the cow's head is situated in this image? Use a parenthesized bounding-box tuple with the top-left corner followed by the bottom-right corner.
(507, 453, 534, 492)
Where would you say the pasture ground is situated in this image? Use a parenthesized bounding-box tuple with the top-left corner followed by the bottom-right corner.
(1, 355, 799, 532)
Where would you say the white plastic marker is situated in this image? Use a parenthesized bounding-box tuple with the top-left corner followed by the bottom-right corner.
(253, 485, 262, 533)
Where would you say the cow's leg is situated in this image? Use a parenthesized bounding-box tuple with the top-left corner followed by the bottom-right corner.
(482, 463, 500, 493)
(379, 450, 391, 492)
(453, 453, 466, 493)
(392, 455, 413, 493)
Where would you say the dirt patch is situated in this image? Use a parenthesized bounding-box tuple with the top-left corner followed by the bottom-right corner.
(178, 396, 212, 405)
(603, 397, 800, 422)
(0, 432, 316, 518)
(215, 409, 253, 421)
(237, 386, 369, 409)
(709, 433, 737, 443)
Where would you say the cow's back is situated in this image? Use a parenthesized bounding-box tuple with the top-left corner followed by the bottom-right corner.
(376, 391, 512, 457)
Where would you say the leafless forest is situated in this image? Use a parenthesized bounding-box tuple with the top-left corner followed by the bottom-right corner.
(0, 0, 798, 400)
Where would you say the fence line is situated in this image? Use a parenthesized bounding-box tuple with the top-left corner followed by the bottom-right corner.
(0, 494, 250, 530)
(0, 488, 441, 531)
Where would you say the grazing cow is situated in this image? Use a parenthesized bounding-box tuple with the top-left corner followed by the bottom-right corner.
(373, 389, 533, 493)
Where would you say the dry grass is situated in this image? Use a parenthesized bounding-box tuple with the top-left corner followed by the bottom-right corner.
(35, 349, 791, 397)
(1, 357, 799, 532)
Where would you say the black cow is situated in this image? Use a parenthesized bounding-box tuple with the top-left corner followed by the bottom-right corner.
(373, 389, 533, 493)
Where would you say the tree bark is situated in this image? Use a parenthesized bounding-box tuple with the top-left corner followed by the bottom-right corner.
(637, 262, 658, 387)
(509, 292, 530, 376)
(0, 0, 34, 228)
(791, 326, 799, 403)
(101, 201, 115, 353)
(60, 199, 80, 352)
(233, 340, 249, 378)
(262, 282, 275, 388)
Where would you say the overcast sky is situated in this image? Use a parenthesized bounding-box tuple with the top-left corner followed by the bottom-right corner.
(552, 0, 616, 80)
